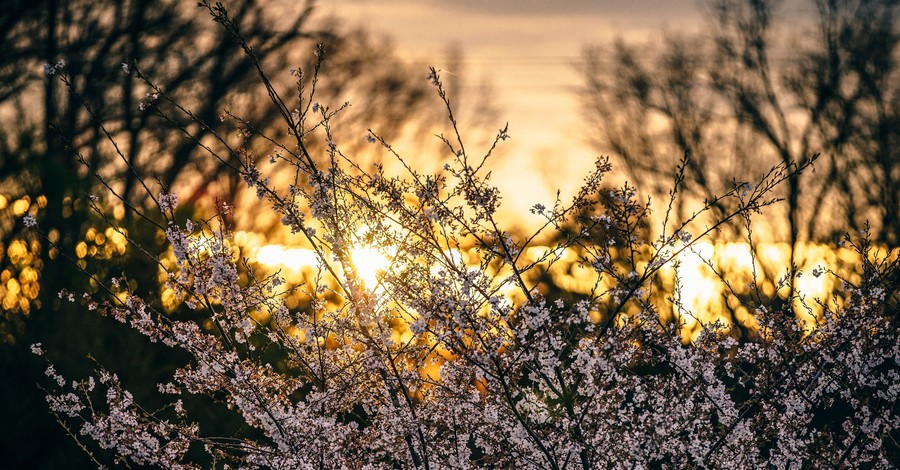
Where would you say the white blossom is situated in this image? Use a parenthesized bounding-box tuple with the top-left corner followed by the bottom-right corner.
(157, 192, 178, 212)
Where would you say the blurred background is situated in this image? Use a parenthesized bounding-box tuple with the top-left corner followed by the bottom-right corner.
(0, 0, 896, 467)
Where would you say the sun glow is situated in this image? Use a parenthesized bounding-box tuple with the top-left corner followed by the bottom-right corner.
(351, 246, 392, 288)
(246, 235, 396, 289)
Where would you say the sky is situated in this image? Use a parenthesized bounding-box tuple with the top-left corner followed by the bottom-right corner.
(314, 1, 819, 227)
(317, 0, 711, 221)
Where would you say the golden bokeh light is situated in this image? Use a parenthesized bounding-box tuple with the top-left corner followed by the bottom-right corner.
(11, 196, 30, 216)
(75, 241, 88, 258)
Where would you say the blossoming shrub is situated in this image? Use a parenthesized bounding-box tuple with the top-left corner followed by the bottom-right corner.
(30, 3, 899, 468)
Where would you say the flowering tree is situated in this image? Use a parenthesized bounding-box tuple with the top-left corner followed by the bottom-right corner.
(26, 3, 899, 468)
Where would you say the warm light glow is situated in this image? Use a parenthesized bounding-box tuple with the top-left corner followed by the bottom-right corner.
(256, 245, 319, 273)
(351, 246, 391, 288)
(251, 237, 853, 336)
(670, 241, 841, 335)
(254, 241, 394, 288)
(675, 241, 722, 329)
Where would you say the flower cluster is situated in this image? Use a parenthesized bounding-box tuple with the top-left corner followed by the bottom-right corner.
(43, 59, 66, 76)
(157, 192, 179, 213)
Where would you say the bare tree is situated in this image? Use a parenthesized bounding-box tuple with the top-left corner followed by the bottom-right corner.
(580, 0, 899, 265)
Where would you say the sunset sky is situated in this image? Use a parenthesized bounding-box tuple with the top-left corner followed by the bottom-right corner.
(320, 0, 711, 218)
(317, 0, 821, 224)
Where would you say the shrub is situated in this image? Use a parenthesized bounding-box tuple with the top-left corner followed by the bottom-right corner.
(27, 3, 899, 468)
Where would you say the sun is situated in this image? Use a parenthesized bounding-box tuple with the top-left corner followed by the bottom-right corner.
(351, 246, 391, 288)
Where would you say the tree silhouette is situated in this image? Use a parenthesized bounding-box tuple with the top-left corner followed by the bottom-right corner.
(581, 0, 899, 251)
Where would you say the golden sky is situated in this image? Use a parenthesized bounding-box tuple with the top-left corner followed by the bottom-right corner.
(318, 0, 813, 223)
(318, 1, 706, 220)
